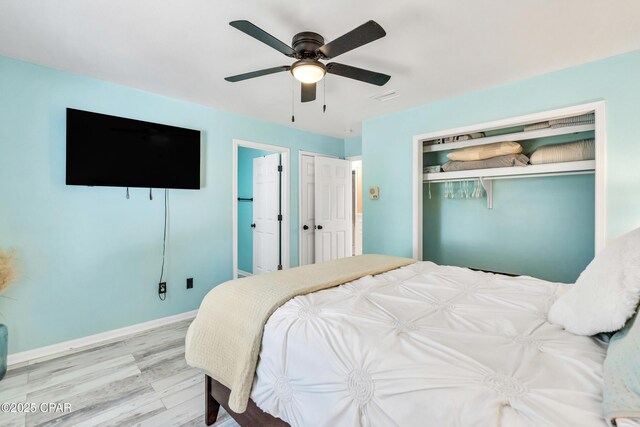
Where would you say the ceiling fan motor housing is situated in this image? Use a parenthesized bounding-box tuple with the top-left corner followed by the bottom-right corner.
(292, 32, 325, 58)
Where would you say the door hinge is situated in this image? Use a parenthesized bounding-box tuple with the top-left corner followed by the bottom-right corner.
(277, 165, 283, 172)
(277, 214, 283, 221)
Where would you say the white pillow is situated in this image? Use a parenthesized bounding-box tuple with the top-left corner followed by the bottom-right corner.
(548, 227, 640, 336)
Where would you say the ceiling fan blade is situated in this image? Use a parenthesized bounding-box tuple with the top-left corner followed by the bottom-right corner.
(301, 83, 316, 102)
(224, 66, 291, 82)
(229, 20, 296, 57)
(326, 63, 390, 86)
(317, 20, 386, 59)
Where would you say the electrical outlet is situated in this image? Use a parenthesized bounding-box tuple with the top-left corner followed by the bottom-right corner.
(158, 282, 167, 295)
(186, 278, 193, 289)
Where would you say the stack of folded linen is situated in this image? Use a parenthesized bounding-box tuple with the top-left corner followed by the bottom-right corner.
(523, 121, 551, 131)
(442, 141, 529, 172)
(423, 165, 442, 173)
(426, 132, 486, 145)
(550, 113, 595, 128)
(524, 113, 595, 132)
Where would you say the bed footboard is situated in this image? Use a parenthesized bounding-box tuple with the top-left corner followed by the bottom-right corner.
(205, 374, 290, 427)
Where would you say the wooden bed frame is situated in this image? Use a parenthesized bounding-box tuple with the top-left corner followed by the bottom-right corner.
(205, 374, 290, 427)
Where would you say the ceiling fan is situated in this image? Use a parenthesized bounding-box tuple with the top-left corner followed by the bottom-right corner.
(224, 20, 391, 103)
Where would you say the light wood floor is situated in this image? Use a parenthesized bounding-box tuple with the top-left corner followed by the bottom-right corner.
(0, 319, 241, 427)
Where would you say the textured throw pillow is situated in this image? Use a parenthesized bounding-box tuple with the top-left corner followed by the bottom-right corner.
(548, 227, 640, 336)
(447, 141, 522, 161)
(530, 139, 595, 165)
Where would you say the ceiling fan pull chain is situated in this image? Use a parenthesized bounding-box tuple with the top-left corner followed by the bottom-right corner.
(323, 78, 327, 113)
(291, 76, 295, 122)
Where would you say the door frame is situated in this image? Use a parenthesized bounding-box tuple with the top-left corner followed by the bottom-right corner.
(233, 139, 290, 279)
(298, 150, 338, 265)
(347, 156, 362, 256)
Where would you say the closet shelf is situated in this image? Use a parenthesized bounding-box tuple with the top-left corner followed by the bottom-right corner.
(423, 160, 595, 182)
(422, 124, 595, 153)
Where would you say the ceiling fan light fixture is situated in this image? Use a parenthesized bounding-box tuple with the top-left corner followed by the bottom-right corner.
(291, 60, 326, 84)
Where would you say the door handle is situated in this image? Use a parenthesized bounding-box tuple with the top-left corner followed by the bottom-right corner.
(251, 223, 256, 228)
(303, 225, 309, 230)
(316, 225, 323, 230)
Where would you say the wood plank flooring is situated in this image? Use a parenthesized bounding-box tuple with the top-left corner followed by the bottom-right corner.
(0, 320, 240, 427)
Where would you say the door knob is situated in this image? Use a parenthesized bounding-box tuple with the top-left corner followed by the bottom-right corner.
(303, 225, 309, 230)
(316, 225, 323, 230)
(250, 223, 256, 228)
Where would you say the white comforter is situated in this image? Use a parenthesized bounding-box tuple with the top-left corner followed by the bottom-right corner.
(250, 262, 608, 427)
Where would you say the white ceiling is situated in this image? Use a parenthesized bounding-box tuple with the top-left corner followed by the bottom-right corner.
(1, 1, 640, 138)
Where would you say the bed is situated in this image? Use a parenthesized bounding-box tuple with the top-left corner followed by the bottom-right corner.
(185, 255, 639, 427)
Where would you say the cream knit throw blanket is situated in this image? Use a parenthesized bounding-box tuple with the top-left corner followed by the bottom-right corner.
(185, 254, 415, 413)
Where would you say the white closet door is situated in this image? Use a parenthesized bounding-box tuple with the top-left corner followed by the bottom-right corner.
(314, 157, 352, 263)
(253, 153, 280, 274)
(300, 154, 316, 266)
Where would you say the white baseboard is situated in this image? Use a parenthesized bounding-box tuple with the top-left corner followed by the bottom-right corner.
(237, 269, 253, 277)
(7, 309, 198, 366)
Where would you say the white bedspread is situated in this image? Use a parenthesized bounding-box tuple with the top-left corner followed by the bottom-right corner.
(250, 262, 608, 426)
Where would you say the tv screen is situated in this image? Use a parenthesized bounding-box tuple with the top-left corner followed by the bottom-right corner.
(66, 108, 201, 189)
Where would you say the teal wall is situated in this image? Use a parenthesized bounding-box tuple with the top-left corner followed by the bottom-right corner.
(344, 136, 362, 157)
(363, 49, 640, 282)
(237, 147, 274, 274)
(0, 55, 343, 354)
(424, 175, 594, 283)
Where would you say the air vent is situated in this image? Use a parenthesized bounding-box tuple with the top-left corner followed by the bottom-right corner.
(371, 90, 399, 102)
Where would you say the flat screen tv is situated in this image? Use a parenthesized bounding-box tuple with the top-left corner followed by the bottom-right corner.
(66, 108, 201, 189)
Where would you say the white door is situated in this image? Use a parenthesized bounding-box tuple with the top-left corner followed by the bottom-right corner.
(253, 153, 280, 274)
(314, 157, 352, 263)
(300, 154, 316, 266)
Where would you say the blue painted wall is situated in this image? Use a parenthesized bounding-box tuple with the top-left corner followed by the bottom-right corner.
(344, 136, 362, 157)
(0, 55, 343, 354)
(237, 147, 275, 274)
(424, 175, 594, 283)
(363, 49, 640, 282)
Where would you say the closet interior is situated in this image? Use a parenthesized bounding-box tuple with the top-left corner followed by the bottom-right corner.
(415, 104, 604, 283)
